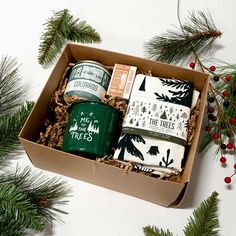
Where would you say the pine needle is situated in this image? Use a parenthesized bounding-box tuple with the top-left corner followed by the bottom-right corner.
(143, 226, 174, 236)
(183, 191, 219, 236)
(68, 20, 101, 43)
(0, 55, 25, 116)
(143, 192, 219, 236)
(144, 11, 222, 64)
(38, 9, 101, 67)
(0, 182, 45, 232)
(0, 101, 34, 162)
(0, 213, 26, 236)
(0, 166, 71, 223)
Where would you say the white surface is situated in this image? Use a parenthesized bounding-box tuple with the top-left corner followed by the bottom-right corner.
(1, 0, 235, 235)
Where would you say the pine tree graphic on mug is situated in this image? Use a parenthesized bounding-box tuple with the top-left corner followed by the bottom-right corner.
(69, 119, 78, 132)
(87, 121, 99, 134)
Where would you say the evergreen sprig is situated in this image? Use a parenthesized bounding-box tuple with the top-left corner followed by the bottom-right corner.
(0, 212, 26, 236)
(0, 56, 25, 116)
(143, 226, 173, 236)
(0, 101, 34, 163)
(38, 9, 101, 67)
(144, 11, 222, 64)
(0, 183, 45, 233)
(0, 167, 71, 235)
(143, 192, 219, 236)
(184, 192, 219, 236)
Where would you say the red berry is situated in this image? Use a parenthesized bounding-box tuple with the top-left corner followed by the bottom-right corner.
(224, 176, 231, 184)
(208, 107, 215, 113)
(220, 156, 227, 164)
(189, 62, 195, 69)
(222, 90, 228, 97)
(210, 65, 216, 71)
(230, 117, 236, 124)
(205, 125, 212, 132)
(227, 142, 234, 150)
(225, 74, 231, 81)
(213, 133, 220, 139)
(234, 164, 236, 169)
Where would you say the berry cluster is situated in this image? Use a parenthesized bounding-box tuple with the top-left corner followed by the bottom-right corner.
(189, 62, 236, 185)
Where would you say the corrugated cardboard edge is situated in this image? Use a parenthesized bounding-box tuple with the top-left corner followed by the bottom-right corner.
(19, 43, 209, 207)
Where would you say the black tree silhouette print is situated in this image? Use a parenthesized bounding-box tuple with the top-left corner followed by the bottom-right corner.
(160, 110, 167, 119)
(147, 146, 159, 156)
(116, 133, 146, 161)
(139, 76, 146, 91)
(159, 149, 174, 167)
(154, 79, 193, 107)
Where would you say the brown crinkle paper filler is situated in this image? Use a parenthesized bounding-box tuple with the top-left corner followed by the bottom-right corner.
(187, 99, 201, 145)
(102, 95, 128, 117)
(37, 65, 81, 148)
(37, 64, 200, 182)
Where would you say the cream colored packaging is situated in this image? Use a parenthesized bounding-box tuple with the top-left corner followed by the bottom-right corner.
(19, 43, 209, 207)
(107, 63, 137, 99)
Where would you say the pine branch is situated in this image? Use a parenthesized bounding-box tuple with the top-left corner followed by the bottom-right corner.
(143, 192, 219, 236)
(0, 101, 34, 162)
(183, 191, 219, 236)
(0, 166, 71, 224)
(0, 55, 25, 116)
(38, 9, 101, 67)
(0, 213, 26, 236)
(143, 226, 174, 236)
(68, 20, 101, 43)
(144, 11, 222, 64)
(0, 182, 45, 232)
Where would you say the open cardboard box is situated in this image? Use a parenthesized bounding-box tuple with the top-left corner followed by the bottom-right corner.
(19, 43, 209, 207)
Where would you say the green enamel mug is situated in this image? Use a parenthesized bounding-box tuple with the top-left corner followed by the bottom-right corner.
(61, 101, 121, 158)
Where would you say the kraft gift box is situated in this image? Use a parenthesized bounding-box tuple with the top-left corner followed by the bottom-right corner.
(19, 43, 209, 207)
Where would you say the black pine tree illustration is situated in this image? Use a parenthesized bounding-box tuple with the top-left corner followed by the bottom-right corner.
(154, 79, 193, 107)
(159, 149, 174, 167)
(147, 146, 159, 156)
(160, 111, 167, 119)
(129, 118, 134, 125)
(116, 134, 146, 161)
(139, 76, 146, 91)
(141, 106, 147, 113)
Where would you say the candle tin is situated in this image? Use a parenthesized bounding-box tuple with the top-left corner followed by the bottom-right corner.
(64, 60, 111, 101)
(61, 101, 121, 158)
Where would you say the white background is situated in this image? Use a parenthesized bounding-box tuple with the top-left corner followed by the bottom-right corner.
(1, 0, 236, 235)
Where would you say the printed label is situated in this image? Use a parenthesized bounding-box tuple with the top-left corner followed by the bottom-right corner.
(65, 62, 111, 100)
(107, 64, 137, 99)
(69, 111, 100, 143)
(65, 79, 106, 100)
(122, 98, 190, 146)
